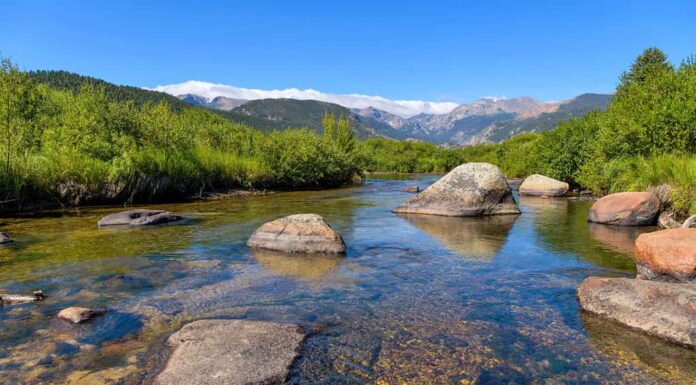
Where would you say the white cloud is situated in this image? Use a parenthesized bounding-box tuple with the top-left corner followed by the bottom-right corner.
(150, 80, 458, 118)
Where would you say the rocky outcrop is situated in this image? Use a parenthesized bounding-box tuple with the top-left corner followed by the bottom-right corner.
(155, 319, 305, 385)
(634, 228, 696, 282)
(97, 209, 181, 227)
(247, 214, 346, 253)
(393, 163, 519, 217)
(0, 232, 12, 245)
(587, 192, 660, 226)
(519, 174, 569, 197)
(577, 277, 696, 348)
(57, 307, 105, 324)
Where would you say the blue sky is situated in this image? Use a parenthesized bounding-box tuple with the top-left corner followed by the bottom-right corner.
(1, 0, 695, 105)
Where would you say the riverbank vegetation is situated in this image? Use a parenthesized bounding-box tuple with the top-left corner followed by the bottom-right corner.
(2, 47, 694, 213)
(0, 58, 364, 209)
(457, 48, 696, 213)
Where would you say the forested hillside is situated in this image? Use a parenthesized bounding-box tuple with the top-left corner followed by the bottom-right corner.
(0, 60, 364, 209)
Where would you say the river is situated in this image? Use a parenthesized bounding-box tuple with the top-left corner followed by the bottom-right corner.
(1, 175, 695, 384)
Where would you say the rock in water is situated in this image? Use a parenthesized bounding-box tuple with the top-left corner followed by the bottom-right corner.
(393, 163, 519, 216)
(57, 307, 105, 324)
(97, 209, 181, 227)
(635, 228, 696, 282)
(519, 174, 569, 197)
(155, 319, 304, 385)
(401, 185, 420, 193)
(247, 214, 346, 253)
(577, 277, 696, 347)
(0, 290, 44, 305)
(0, 232, 12, 245)
(587, 192, 660, 226)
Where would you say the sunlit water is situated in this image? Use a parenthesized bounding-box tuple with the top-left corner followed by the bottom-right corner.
(1, 175, 695, 384)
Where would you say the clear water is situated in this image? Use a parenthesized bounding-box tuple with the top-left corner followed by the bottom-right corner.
(1, 175, 695, 384)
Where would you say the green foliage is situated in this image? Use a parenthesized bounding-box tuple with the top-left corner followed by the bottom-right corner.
(362, 138, 465, 173)
(0, 58, 365, 207)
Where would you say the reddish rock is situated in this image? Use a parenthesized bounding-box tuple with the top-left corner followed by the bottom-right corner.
(635, 228, 696, 282)
(577, 277, 696, 347)
(588, 192, 660, 226)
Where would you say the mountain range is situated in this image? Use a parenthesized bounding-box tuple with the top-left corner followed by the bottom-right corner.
(175, 92, 612, 145)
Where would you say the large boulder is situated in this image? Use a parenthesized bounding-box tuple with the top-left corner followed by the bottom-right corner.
(577, 277, 696, 347)
(247, 214, 346, 253)
(519, 174, 569, 197)
(587, 192, 660, 226)
(97, 209, 181, 227)
(634, 228, 696, 282)
(155, 319, 305, 385)
(393, 163, 520, 217)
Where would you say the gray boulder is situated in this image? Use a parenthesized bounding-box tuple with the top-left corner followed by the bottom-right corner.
(247, 214, 346, 253)
(155, 319, 305, 385)
(577, 277, 696, 347)
(519, 174, 569, 197)
(97, 209, 181, 227)
(393, 163, 519, 216)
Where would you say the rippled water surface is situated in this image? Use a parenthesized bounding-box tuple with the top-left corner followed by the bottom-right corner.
(1, 175, 695, 384)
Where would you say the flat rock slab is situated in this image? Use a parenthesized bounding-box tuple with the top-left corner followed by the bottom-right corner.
(393, 162, 519, 217)
(635, 228, 696, 282)
(155, 319, 305, 385)
(519, 174, 569, 197)
(588, 192, 660, 226)
(577, 277, 696, 347)
(247, 214, 346, 253)
(97, 209, 181, 227)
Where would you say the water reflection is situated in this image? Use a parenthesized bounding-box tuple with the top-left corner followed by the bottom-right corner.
(252, 249, 343, 281)
(588, 223, 647, 255)
(398, 214, 517, 261)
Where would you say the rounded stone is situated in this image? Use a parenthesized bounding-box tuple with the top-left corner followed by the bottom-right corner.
(57, 307, 104, 324)
(247, 214, 346, 253)
(393, 162, 519, 217)
(635, 228, 696, 282)
(97, 209, 181, 227)
(519, 174, 569, 197)
(587, 192, 660, 226)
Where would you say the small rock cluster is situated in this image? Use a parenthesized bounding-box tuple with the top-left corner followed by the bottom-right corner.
(578, 227, 696, 347)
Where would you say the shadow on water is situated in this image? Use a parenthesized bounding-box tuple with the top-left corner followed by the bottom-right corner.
(397, 213, 518, 261)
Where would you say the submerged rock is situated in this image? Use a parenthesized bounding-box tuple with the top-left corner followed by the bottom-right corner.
(97, 209, 181, 227)
(0, 290, 44, 305)
(635, 228, 696, 282)
(393, 163, 520, 217)
(577, 277, 696, 347)
(587, 192, 660, 226)
(57, 307, 105, 324)
(247, 214, 346, 253)
(401, 185, 420, 193)
(0, 232, 13, 245)
(519, 174, 569, 197)
(155, 319, 305, 385)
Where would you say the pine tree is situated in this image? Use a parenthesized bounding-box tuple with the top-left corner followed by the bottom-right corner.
(619, 47, 674, 88)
